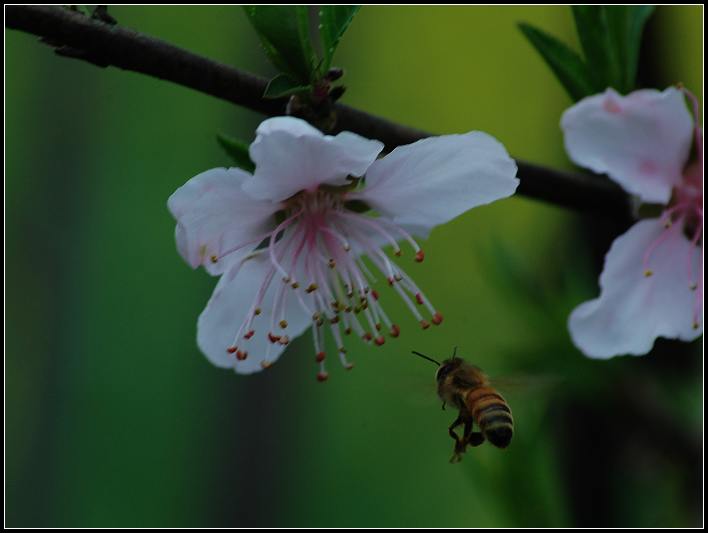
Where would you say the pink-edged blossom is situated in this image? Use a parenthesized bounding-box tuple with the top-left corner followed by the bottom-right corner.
(168, 116, 519, 378)
(562, 87, 703, 358)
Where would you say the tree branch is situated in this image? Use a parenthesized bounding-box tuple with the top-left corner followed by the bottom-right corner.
(6, 5, 629, 216)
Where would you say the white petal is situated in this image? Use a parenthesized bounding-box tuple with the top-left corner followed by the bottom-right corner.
(561, 87, 693, 204)
(569, 219, 702, 358)
(167, 168, 278, 275)
(244, 116, 384, 201)
(351, 132, 519, 230)
(197, 253, 311, 374)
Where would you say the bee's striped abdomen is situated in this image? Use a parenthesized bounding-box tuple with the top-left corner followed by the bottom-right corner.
(466, 386, 514, 448)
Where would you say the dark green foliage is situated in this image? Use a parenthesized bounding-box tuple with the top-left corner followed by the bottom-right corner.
(319, 6, 360, 72)
(518, 23, 596, 102)
(245, 5, 360, 96)
(244, 6, 316, 85)
(263, 73, 312, 99)
(520, 6, 655, 100)
(216, 133, 255, 173)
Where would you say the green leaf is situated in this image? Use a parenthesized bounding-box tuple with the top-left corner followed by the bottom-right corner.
(518, 23, 596, 101)
(319, 6, 360, 72)
(216, 133, 255, 173)
(572, 6, 626, 93)
(604, 5, 655, 91)
(263, 73, 312, 99)
(244, 6, 316, 84)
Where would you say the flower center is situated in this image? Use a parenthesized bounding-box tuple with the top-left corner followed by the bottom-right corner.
(218, 187, 443, 379)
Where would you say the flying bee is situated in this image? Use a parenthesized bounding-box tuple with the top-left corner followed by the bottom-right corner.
(412, 348, 514, 463)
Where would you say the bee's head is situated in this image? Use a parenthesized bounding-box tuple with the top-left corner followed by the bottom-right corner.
(412, 348, 464, 382)
(435, 357, 463, 383)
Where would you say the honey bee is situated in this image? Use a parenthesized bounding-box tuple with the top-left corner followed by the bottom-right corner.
(412, 348, 514, 463)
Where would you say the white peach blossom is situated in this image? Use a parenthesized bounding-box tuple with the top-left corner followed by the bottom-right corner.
(562, 87, 703, 358)
(169, 116, 519, 378)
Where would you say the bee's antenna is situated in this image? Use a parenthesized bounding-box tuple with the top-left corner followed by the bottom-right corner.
(411, 350, 441, 366)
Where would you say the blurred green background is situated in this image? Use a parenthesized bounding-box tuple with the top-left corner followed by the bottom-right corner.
(6, 6, 703, 527)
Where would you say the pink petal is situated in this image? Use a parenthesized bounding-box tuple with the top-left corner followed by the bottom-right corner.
(167, 168, 278, 275)
(197, 253, 311, 374)
(244, 116, 384, 202)
(350, 132, 518, 231)
(561, 87, 693, 204)
(569, 219, 702, 358)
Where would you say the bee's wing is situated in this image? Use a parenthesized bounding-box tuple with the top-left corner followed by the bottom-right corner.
(490, 374, 566, 395)
(387, 372, 441, 408)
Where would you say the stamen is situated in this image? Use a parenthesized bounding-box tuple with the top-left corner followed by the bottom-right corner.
(268, 209, 304, 280)
(642, 221, 680, 277)
(211, 230, 273, 264)
(336, 212, 403, 255)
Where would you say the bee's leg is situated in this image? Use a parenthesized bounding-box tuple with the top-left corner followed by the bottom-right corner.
(463, 419, 485, 447)
(448, 415, 465, 462)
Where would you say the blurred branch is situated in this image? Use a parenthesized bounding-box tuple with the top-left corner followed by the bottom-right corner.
(6, 5, 629, 216)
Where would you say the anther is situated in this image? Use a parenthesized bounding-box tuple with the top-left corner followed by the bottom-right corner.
(371, 290, 379, 300)
(344, 327, 352, 335)
(415, 293, 424, 305)
(690, 283, 698, 291)
(279, 336, 290, 345)
(390, 324, 400, 338)
(291, 282, 300, 289)
(394, 273, 403, 282)
(338, 347, 347, 354)
(244, 330, 255, 340)
(394, 249, 402, 257)
(344, 363, 354, 371)
(261, 361, 273, 370)
(328, 259, 336, 269)
(316, 371, 329, 382)
(374, 336, 386, 346)
(316, 351, 326, 363)
(692, 321, 700, 330)
(644, 269, 653, 277)
(236, 350, 248, 361)
(432, 312, 444, 325)
(415, 250, 425, 263)
(330, 316, 340, 325)
(226, 346, 238, 354)
(387, 277, 394, 286)
(362, 332, 373, 341)
(279, 319, 288, 329)
(210, 255, 219, 264)
(282, 276, 291, 283)
(306, 283, 318, 293)
(420, 320, 431, 330)
(268, 332, 281, 343)
(254, 308, 262, 316)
